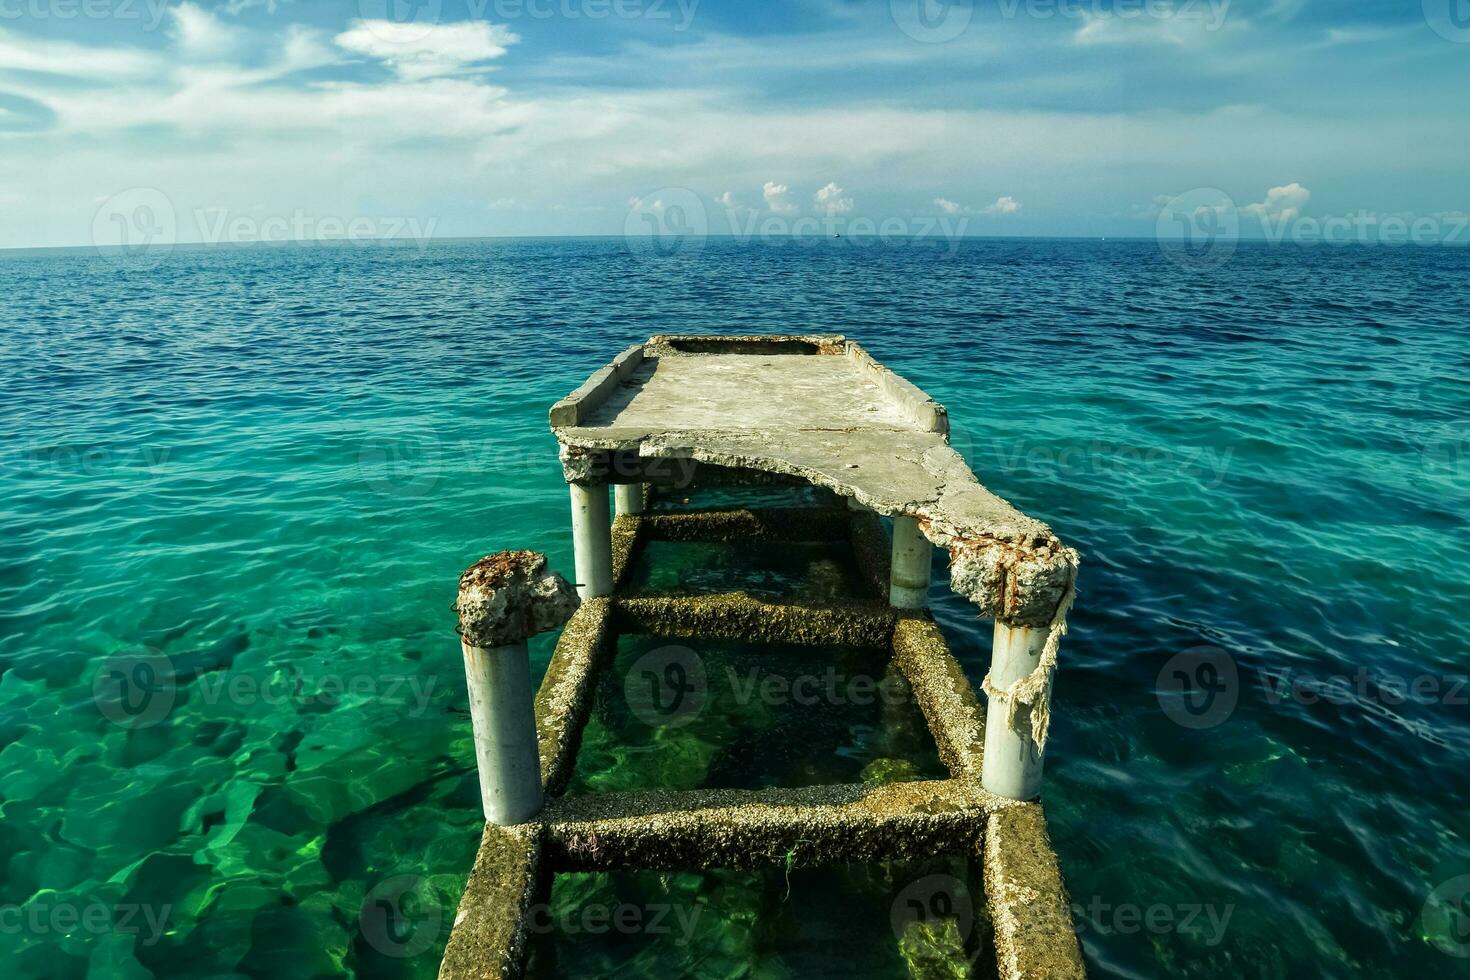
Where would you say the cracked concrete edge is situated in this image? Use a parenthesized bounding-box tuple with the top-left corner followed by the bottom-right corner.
(891, 616, 986, 779)
(540, 778, 1011, 872)
(548, 343, 645, 427)
(612, 592, 895, 649)
(983, 805, 1088, 980)
(534, 598, 614, 796)
(438, 822, 541, 980)
(557, 433, 1077, 628)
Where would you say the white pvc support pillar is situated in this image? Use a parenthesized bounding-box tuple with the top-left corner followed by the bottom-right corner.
(569, 482, 613, 599)
(614, 483, 645, 517)
(456, 551, 579, 825)
(889, 515, 932, 609)
(461, 639, 542, 824)
(981, 622, 1050, 800)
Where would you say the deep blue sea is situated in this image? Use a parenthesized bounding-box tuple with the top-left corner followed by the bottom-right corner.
(1, 237, 1467, 979)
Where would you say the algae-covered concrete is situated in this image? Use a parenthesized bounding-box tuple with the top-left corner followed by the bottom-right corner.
(614, 592, 894, 649)
(983, 806, 1087, 980)
(541, 779, 1007, 872)
(551, 335, 1078, 628)
(532, 597, 613, 795)
(892, 616, 987, 779)
(437, 823, 541, 980)
(639, 505, 850, 543)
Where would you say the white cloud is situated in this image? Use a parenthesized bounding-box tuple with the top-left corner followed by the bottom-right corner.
(813, 181, 853, 215)
(1243, 182, 1309, 221)
(170, 3, 238, 60)
(715, 191, 739, 209)
(934, 197, 967, 214)
(335, 20, 520, 81)
(984, 195, 1021, 215)
(0, 26, 158, 79)
(762, 181, 798, 216)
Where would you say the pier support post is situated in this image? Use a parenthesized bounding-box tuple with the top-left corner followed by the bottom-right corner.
(981, 622, 1050, 800)
(614, 483, 645, 517)
(569, 482, 613, 599)
(455, 551, 579, 824)
(889, 515, 932, 609)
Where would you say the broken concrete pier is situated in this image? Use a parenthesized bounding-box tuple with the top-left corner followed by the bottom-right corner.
(440, 335, 1084, 979)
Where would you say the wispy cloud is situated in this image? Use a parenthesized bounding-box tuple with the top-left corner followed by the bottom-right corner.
(335, 20, 520, 81)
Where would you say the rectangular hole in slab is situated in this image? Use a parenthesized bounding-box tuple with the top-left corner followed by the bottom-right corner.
(664, 337, 824, 355)
(565, 634, 946, 794)
(648, 483, 841, 511)
(524, 856, 997, 979)
(623, 539, 871, 603)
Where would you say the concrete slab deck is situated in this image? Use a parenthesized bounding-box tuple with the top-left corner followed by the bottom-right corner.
(551, 335, 1078, 627)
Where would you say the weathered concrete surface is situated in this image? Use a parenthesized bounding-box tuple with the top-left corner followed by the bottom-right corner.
(438, 823, 541, 980)
(541, 779, 1015, 872)
(457, 551, 579, 648)
(892, 616, 987, 778)
(533, 597, 614, 796)
(552, 336, 1078, 627)
(983, 806, 1087, 980)
(613, 592, 895, 649)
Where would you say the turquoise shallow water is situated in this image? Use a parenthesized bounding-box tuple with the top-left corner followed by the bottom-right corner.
(1, 238, 1467, 978)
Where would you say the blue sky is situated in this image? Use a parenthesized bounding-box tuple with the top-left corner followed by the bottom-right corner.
(0, 0, 1466, 248)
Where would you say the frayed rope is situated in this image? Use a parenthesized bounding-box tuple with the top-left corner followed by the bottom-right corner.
(979, 582, 1075, 752)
